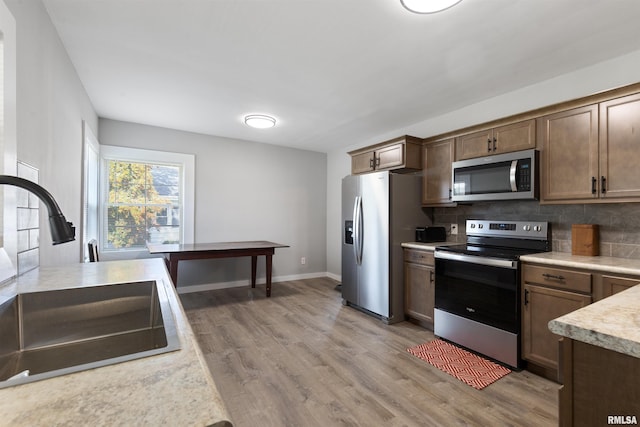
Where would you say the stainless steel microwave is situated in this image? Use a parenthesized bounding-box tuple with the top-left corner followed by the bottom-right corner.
(451, 149, 538, 202)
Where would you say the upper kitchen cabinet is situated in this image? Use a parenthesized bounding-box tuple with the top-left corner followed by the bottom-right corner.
(422, 138, 456, 206)
(539, 105, 599, 202)
(598, 92, 640, 200)
(541, 93, 640, 203)
(455, 119, 536, 161)
(349, 136, 421, 175)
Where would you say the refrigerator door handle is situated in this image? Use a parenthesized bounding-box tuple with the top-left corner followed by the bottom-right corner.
(352, 196, 359, 264)
(353, 196, 363, 265)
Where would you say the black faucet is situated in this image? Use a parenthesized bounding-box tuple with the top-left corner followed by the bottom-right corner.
(0, 175, 75, 245)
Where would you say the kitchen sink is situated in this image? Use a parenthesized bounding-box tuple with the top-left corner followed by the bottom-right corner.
(0, 280, 180, 388)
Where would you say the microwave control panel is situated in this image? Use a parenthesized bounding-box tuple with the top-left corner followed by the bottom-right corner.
(517, 159, 531, 191)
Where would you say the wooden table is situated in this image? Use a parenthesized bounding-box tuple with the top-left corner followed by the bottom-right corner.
(147, 240, 288, 296)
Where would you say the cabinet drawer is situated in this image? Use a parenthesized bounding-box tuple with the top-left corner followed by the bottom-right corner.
(523, 264, 592, 294)
(403, 249, 434, 266)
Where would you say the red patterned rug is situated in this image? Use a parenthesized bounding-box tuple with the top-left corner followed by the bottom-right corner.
(407, 339, 511, 390)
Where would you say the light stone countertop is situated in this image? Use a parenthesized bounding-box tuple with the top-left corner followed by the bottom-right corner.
(0, 258, 232, 427)
(520, 251, 640, 276)
(549, 284, 640, 359)
(401, 241, 452, 251)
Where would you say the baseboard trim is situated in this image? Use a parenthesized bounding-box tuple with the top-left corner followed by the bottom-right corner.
(326, 272, 341, 282)
(176, 272, 338, 294)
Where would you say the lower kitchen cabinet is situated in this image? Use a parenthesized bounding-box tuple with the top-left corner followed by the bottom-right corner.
(521, 264, 592, 380)
(598, 274, 640, 299)
(403, 248, 435, 329)
(559, 338, 640, 427)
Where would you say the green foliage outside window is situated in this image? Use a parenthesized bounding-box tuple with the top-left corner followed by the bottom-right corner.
(107, 160, 180, 249)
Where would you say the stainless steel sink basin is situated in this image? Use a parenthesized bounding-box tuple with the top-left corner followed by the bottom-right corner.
(0, 280, 180, 388)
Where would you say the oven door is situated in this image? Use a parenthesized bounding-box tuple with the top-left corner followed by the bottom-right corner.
(434, 251, 520, 333)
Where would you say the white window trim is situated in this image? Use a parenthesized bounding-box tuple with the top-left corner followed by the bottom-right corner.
(81, 121, 100, 262)
(99, 145, 195, 254)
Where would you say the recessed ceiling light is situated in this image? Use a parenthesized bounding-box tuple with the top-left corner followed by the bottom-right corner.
(244, 114, 276, 129)
(401, 0, 462, 14)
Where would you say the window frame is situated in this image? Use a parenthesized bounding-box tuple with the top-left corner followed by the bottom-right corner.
(99, 145, 195, 254)
(81, 121, 100, 262)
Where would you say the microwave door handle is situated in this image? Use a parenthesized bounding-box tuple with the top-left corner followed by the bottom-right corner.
(509, 160, 518, 192)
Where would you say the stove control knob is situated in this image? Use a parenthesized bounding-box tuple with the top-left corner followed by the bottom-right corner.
(533, 225, 542, 232)
(523, 225, 531, 231)
(478, 224, 483, 229)
(470, 224, 476, 229)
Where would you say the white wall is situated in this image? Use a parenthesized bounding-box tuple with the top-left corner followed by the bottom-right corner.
(99, 119, 327, 290)
(5, 0, 98, 267)
(0, 0, 17, 281)
(325, 49, 640, 278)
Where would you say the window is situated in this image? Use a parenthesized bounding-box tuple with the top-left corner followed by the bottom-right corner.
(100, 145, 194, 252)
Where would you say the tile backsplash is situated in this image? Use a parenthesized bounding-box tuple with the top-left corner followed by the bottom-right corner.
(432, 201, 640, 259)
(16, 162, 40, 275)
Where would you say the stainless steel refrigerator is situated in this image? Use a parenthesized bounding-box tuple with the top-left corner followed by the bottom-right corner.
(341, 170, 431, 324)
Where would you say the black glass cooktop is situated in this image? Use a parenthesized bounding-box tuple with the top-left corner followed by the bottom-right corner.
(435, 244, 545, 261)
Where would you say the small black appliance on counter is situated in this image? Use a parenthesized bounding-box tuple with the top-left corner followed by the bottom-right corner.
(415, 226, 447, 243)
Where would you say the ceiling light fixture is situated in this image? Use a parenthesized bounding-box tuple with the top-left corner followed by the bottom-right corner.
(401, 0, 462, 14)
(244, 114, 276, 129)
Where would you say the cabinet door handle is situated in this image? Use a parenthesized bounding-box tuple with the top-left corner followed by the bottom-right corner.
(487, 139, 492, 152)
(601, 176, 607, 194)
(493, 137, 497, 151)
(448, 188, 452, 200)
(375, 157, 380, 167)
(542, 273, 565, 281)
(429, 270, 434, 283)
(591, 176, 597, 195)
(369, 158, 374, 168)
(524, 288, 529, 306)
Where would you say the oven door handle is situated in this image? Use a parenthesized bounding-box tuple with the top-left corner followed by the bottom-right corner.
(435, 251, 518, 269)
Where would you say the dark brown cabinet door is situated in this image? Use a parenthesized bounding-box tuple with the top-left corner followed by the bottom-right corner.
(351, 151, 375, 174)
(422, 138, 455, 205)
(492, 119, 536, 154)
(455, 120, 535, 161)
(404, 262, 435, 327)
(540, 104, 599, 202)
(455, 129, 493, 160)
(376, 144, 404, 170)
(404, 249, 435, 329)
(522, 284, 591, 370)
(600, 275, 639, 299)
(599, 92, 640, 199)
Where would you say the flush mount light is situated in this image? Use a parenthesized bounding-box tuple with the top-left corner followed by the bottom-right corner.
(401, 0, 462, 14)
(244, 114, 276, 129)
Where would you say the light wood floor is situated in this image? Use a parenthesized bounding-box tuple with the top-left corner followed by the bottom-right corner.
(180, 278, 558, 427)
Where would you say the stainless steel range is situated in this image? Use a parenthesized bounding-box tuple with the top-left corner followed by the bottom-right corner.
(434, 220, 550, 368)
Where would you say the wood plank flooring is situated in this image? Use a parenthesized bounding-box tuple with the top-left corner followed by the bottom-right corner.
(180, 278, 558, 427)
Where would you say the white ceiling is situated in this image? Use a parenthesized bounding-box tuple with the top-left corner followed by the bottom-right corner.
(42, 0, 640, 153)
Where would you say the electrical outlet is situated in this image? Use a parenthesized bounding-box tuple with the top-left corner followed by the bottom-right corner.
(301, 257, 306, 265)
(451, 224, 458, 235)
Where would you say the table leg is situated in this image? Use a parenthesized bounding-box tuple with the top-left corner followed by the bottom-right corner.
(168, 256, 179, 288)
(251, 256, 257, 288)
(266, 254, 273, 297)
